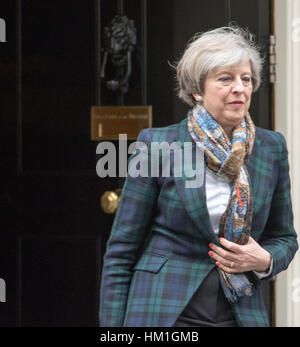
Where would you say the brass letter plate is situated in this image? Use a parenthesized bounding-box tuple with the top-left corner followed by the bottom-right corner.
(90, 106, 152, 140)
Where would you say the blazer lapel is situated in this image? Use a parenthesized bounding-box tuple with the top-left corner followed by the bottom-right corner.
(246, 132, 266, 216)
(174, 118, 218, 244)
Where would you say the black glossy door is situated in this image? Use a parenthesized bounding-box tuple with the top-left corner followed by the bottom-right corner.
(0, 0, 272, 326)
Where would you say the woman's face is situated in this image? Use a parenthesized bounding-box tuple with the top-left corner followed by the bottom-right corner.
(199, 61, 253, 135)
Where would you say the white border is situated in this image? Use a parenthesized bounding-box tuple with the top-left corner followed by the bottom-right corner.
(275, 0, 300, 327)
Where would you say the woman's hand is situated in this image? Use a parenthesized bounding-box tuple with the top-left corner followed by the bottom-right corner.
(208, 237, 272, 273)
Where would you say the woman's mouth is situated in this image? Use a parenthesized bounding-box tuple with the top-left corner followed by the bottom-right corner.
(229, 101, 245, 105)
(228, 101, 245, 107)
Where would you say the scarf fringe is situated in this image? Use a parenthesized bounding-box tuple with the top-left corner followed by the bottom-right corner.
(218, 268, 253, 303)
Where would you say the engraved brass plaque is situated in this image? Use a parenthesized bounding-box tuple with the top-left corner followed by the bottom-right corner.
(90, 106, 152, 140)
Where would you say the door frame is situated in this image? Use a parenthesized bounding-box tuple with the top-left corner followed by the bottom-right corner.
(274, 0, 300, 327)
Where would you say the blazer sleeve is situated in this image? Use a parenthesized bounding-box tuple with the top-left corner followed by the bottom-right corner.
(258, 132, 298, 281)
(99, 128, 159, 327)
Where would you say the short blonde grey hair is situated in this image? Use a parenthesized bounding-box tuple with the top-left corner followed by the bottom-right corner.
(176, 26, 264, 106)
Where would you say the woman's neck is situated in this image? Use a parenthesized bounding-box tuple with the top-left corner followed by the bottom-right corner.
(223, 126, 233, 140)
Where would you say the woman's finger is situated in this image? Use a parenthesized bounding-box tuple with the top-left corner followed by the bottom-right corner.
(209, 242, 237, 262)
(209, 250, 234, 269)
(216, 261, 239, 273)
(219, 237, 243, 253)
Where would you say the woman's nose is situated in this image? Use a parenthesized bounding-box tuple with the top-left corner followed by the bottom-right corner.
(231, 78, 245, 93)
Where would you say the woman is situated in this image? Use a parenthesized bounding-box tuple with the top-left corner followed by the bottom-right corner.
(100, 26, 298, 327)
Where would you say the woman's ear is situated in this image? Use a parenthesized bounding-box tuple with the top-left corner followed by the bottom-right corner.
(192, 94, 201, 102)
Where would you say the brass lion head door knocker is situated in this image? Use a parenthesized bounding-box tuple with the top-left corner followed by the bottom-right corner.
(101, 15, 137, 95)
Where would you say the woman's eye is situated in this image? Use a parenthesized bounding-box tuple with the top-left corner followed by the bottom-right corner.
(243, 77, 251, 82)
(218, 76, 252, 83)
(219, 77, 230, 82)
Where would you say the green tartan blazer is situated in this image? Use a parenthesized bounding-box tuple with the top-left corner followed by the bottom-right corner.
(100, 117, 298, 327)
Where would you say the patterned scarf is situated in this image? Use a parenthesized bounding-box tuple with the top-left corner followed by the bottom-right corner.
(188, 104, 255, 303)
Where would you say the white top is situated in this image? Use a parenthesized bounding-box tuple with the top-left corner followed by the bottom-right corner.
(205, 168, 273, 278)
(205, 168, 232, 234)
